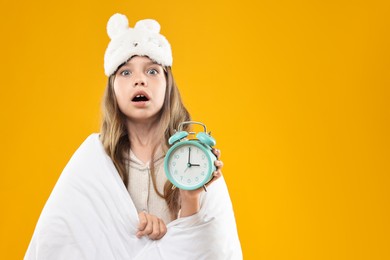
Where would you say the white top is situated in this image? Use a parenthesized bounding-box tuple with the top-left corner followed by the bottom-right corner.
(125, 149, 174, 224)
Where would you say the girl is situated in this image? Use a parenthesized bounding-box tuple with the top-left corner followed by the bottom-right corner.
(25, 13, 242, 259)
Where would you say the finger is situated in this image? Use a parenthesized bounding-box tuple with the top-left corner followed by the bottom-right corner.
(212, 148, 221, 159)
(138, 211, 147, 231)
(205, 170, 222, 188)
(143, 214, 154, 236)
(157, 219, 167, 239)
(137, 213, 153, 238)
(149, 217, 161, 240)
(214, 169, 222, 178)
(214, 160, 223, 170)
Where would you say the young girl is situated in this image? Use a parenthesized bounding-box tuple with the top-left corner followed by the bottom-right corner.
(25, 13, 242, 259)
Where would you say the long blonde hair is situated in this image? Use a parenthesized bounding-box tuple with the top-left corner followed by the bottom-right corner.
(100, 65, 191, 218)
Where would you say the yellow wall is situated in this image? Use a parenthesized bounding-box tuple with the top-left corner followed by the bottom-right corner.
(1, 0, 389, 259)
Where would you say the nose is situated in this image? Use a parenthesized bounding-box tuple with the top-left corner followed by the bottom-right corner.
(133, 73, 147, 87)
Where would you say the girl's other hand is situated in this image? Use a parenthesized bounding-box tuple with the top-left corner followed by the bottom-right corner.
(136, 211, 167, 240)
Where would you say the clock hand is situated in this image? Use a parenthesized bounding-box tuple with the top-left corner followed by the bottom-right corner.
(185, 163, 199, 172)
(187, 147, 191, 167)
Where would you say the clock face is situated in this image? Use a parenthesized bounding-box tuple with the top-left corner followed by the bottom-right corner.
(166, 142, 213, 190)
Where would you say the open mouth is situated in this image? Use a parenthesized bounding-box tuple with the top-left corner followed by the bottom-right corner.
(132, 94, 150, 102)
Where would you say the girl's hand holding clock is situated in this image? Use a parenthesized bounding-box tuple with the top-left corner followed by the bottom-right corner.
(180, 148, 223, 217)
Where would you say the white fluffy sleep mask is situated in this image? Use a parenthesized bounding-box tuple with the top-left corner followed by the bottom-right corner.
(104, 13, 172, 76)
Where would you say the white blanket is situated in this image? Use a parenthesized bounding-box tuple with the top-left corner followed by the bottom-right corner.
(25, 134, 242, 259)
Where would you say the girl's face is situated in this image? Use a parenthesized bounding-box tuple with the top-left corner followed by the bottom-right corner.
(113, 56, 167, 123)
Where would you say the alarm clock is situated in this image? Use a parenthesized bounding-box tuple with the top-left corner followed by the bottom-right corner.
(164, 121, 217, 190)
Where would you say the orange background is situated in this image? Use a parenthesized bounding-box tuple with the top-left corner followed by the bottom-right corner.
(1, 0, 389, 259)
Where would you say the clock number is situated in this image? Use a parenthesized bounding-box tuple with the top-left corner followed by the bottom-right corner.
(195, 177, 199, 182)
(187, 179, 191, 183)
(201, 171, 205, 176)
(175, 154, 179, 159)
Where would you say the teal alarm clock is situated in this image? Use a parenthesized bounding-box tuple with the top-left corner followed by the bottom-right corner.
(164, 121, 217, 190)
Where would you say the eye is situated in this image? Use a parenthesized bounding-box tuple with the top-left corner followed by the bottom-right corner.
(147, 68, 159, 75)
(120, 69, 131, 76)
